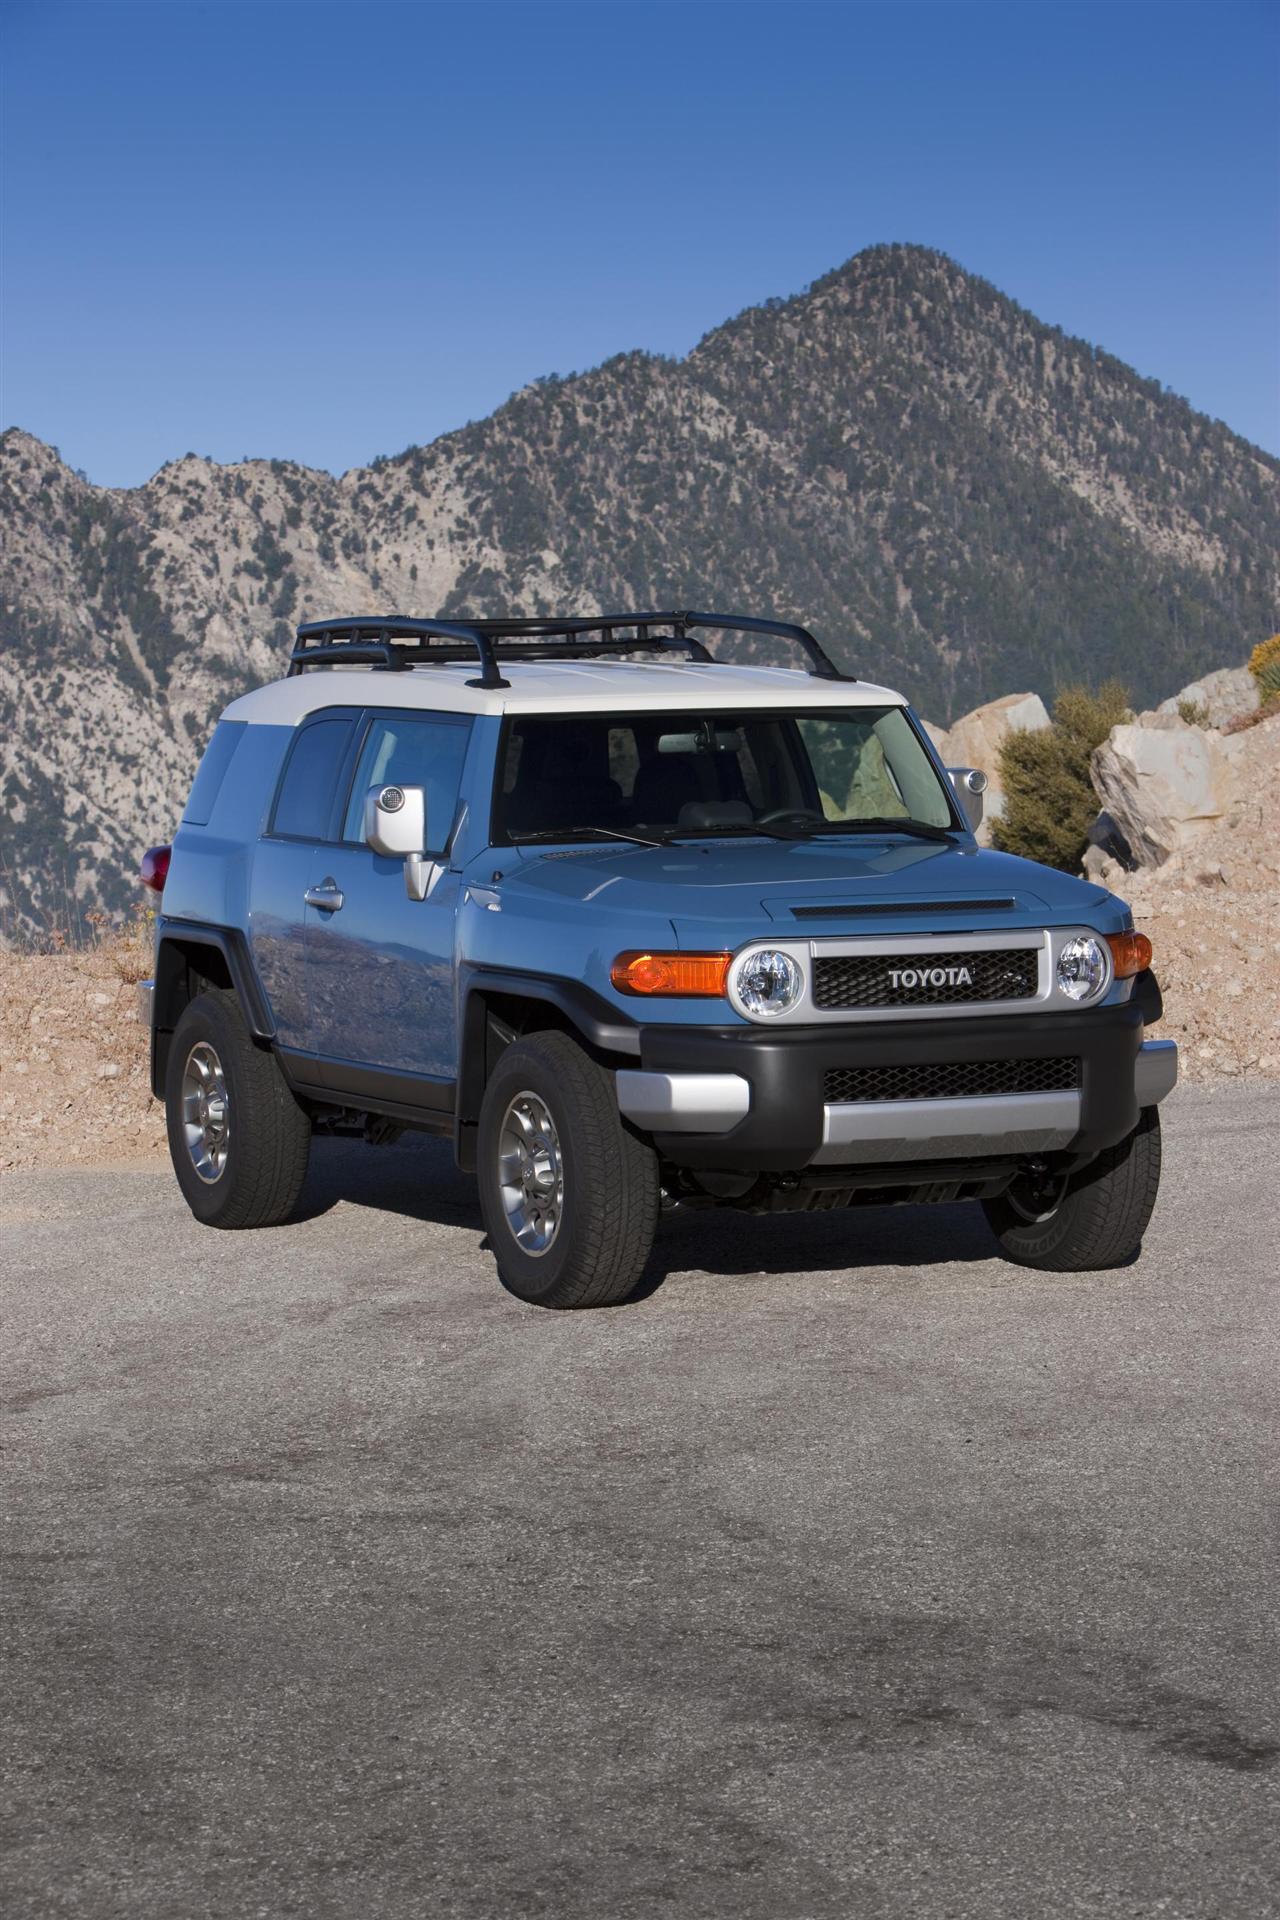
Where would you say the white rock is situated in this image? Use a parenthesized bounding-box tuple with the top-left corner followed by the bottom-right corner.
(1082, 844, 1124, 887)
(1156, 665, 1259, 730)
(934, 692, 1050, 843)
(1090, 712, 1240, 869)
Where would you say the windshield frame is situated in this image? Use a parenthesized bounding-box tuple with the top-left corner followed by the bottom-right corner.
(487, 703, 964, 848)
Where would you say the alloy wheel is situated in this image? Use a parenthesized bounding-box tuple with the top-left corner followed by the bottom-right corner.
(497, 1090, 565, 1254)
(181, 1041, 230, 1184)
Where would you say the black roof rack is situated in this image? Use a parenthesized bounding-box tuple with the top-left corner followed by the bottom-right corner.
(288, 610, 847, 688)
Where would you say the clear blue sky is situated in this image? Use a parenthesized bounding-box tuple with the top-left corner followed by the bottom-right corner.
(3, 0, 1277, 486)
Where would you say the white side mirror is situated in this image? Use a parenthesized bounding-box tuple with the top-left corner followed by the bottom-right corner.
(947, 766, 987, 832)
(364, 784, 433, 899)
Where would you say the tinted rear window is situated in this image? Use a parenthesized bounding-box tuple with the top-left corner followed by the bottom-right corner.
(270, 717, 354, 840)
(183, 721, 246, 826)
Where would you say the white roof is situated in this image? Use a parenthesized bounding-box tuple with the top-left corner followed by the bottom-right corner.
(223, 659, 907, 726)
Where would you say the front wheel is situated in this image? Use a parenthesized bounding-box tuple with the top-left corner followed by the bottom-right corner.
(982, 1107, 1162, 1271)
(476, 1032, 659, 1308)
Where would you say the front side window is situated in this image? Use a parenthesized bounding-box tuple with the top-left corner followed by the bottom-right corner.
(493, 707, 956, 843)
(342, 712, 472, 855)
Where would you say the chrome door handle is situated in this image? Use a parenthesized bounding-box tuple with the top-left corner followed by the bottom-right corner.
(304, 880, 345, 912)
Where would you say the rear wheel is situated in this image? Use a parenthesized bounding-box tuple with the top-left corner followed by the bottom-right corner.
(983, 1107, 1162, 1271)
(477, 1032, 659, 1307)
(165, 988, 311, 1229)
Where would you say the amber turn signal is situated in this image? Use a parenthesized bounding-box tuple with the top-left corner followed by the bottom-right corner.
(610, 951, 731, 996)
(1106, 931, 1153, 978)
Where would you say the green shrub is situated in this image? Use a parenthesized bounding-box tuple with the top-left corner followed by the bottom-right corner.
(991, 681, 1131, 873)
(1176, 697, 1210, 727)
(1249, 634, 1280, 700)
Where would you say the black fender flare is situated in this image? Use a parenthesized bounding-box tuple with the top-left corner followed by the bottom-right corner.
(454, 967, 640, 1170)
(151, 920, 275, 1097)
(1131, 968, 1163, 1028)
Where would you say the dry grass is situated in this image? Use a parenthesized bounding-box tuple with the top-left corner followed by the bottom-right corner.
(0, 855, 155, 978)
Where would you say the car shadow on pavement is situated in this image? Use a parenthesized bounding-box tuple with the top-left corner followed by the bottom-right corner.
(646, 1195, 999, 1284)
(296, 1133, 1001, 1291)
(295, 1133, 480, 1226)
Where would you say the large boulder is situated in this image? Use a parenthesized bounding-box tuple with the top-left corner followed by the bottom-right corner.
(935, 693, 1050, 842)
(1090, 711, 1241, 868)
(1156, 665, 1259, 730)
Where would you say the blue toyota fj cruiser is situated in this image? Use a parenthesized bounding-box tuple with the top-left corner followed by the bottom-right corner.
(141, 612, 1176, 1307)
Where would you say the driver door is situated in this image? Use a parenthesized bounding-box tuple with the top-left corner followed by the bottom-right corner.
(306, 708, 473, 1083)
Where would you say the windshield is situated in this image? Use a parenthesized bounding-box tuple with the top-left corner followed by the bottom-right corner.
(493, 706, 957, 843)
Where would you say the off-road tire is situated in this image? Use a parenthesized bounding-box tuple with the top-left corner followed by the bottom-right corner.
(477, 1031, 660, 1308)
(983, 1106, 1162, 1271)
(165, 988, 311, 1229)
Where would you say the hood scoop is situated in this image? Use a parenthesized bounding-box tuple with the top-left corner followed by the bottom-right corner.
(787, 896, 1018, 921)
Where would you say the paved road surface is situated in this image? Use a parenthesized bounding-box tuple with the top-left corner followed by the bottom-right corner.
(3, 1085, 1278, 1918)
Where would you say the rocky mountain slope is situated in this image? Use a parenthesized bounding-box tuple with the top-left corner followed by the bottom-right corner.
(2, 243, 1278, 933)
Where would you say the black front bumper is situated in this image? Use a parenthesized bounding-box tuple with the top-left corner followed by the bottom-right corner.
(637, 1003, 1146, 1172)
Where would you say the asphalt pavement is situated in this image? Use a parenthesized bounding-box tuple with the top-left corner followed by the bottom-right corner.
(2, 1083, 1278, 1919)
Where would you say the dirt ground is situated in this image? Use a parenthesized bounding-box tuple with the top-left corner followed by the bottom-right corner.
(1114, 711, 1280, 1082)
(2, 719, 1276, 1174)
(0, 930, 165, 1173)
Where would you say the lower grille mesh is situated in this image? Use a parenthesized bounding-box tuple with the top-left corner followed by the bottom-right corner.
(824, 1058, 1080, 1104)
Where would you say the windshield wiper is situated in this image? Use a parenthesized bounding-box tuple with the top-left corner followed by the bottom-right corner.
(807, 817, 958, 843)
(509, 825, 671, 850)
(671, 821, 816, 843)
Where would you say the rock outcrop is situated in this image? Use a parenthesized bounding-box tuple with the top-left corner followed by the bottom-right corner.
(1089, 711, 1242, 869)
(1111, 709, 1280, 1080)
(924, 692, 1050, 843)
(1156, 665, 1259, 729)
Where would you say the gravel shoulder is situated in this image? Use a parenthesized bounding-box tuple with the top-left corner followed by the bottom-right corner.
(1115, 709, 1280, 1079)
(2, 1084, 1277, 1919)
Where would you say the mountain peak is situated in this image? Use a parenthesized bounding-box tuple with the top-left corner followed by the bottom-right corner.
(2, 249, 1277, 934)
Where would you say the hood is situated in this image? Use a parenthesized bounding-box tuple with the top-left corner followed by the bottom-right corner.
(499, 836, 1118, 943)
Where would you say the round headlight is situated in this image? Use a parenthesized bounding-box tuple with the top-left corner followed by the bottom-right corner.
(1056, 935, 1107, 1002)
(732, 948, 804, 1018)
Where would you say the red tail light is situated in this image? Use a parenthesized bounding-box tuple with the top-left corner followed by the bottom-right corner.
(140, 845, 171, 893)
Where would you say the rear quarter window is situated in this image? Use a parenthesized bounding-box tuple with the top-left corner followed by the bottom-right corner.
(183, 721, 247, 826)
(269, 715, 357, 840)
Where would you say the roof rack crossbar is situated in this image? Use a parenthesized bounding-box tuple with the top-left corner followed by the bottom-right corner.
(678, 611, 844, 680)
(291, 616, 509, 687)
(288, 610, 849, 683)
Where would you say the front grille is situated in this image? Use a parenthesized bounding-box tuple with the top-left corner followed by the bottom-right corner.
(812, 946, 1039, 1009)
(824, 1057, 1080, 1104)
